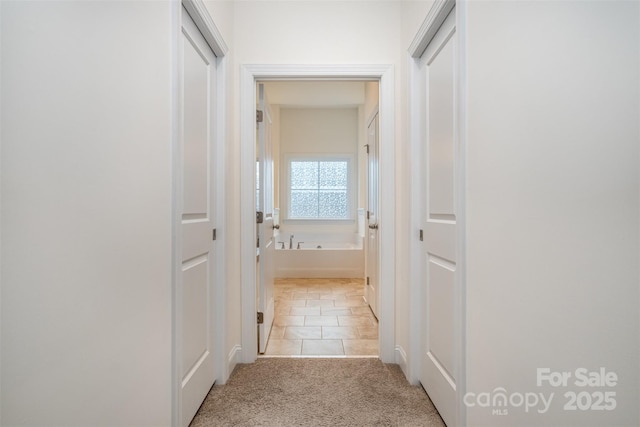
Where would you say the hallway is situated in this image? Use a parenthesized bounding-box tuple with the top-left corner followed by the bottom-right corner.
(265, 278, 378, 356)
(190, 358, 444, 426)
(2, 1, 638, 426)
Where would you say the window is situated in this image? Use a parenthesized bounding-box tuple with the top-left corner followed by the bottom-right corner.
(288, 157, 352, 220)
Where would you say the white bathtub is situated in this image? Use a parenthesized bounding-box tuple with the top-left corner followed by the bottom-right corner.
(274, 233, 364, 278)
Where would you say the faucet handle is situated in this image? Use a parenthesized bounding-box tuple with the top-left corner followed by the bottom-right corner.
(297, 242, 304, 249)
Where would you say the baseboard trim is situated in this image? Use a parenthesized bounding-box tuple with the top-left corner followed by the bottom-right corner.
(395, 345, 409, 380)
(275, 268, 364, 278)
(224, 345, 241, 384)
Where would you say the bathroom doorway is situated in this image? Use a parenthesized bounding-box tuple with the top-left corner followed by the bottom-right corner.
(240, 65, 396, 364)
(256, 80, 379, 356)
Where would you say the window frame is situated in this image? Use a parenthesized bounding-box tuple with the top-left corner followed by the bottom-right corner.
(284, 153, 356, 223)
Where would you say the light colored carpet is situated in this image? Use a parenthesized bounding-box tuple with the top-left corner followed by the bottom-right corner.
(190, 358, 445, 427)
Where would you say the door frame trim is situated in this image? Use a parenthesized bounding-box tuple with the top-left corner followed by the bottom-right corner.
(171, 1, 228, 425)
(240, 64, 396, 363)
(408, 0, 467, 425)
(182, 0, 228, 57)
(408, 0, 455, 58)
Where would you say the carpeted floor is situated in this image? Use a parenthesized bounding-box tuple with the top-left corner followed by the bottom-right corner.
(190, 358, 445, 427)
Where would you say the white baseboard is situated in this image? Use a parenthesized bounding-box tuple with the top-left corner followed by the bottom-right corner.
(275, 267, 363, 278)
(223, 345, 241, 384)
(395, 345, 409, 379)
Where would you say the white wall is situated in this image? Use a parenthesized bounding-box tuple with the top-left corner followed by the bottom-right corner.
(233, 1, 402, 65)
(227, 0, 407, 367)
(278, 108, 360, 235)
(265, 81, 366, 107)
(464, 1, 639, 425)
(401, 0, 436, 45)
(1, 1, 173, 425)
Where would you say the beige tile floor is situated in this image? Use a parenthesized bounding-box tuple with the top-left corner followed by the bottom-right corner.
(264, 278, 379, 356)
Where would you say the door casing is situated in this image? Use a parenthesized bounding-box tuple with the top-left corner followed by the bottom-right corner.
(239, 65, 396, 363)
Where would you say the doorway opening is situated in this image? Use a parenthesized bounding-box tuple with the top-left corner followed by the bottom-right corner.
(256, 81, 379, 357)
(240, 65, 396, 365)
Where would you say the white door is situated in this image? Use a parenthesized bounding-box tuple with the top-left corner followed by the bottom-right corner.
(257, 83, 275, 354)
(180, 7, 217, 427)
(419, 8, 460, 427)
(365, 112, 379, 318)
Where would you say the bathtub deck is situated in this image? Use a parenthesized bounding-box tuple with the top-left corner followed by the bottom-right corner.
(264, 278, 378, 356)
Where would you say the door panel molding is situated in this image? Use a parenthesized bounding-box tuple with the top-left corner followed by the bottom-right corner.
(240, 64, 396, 363)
